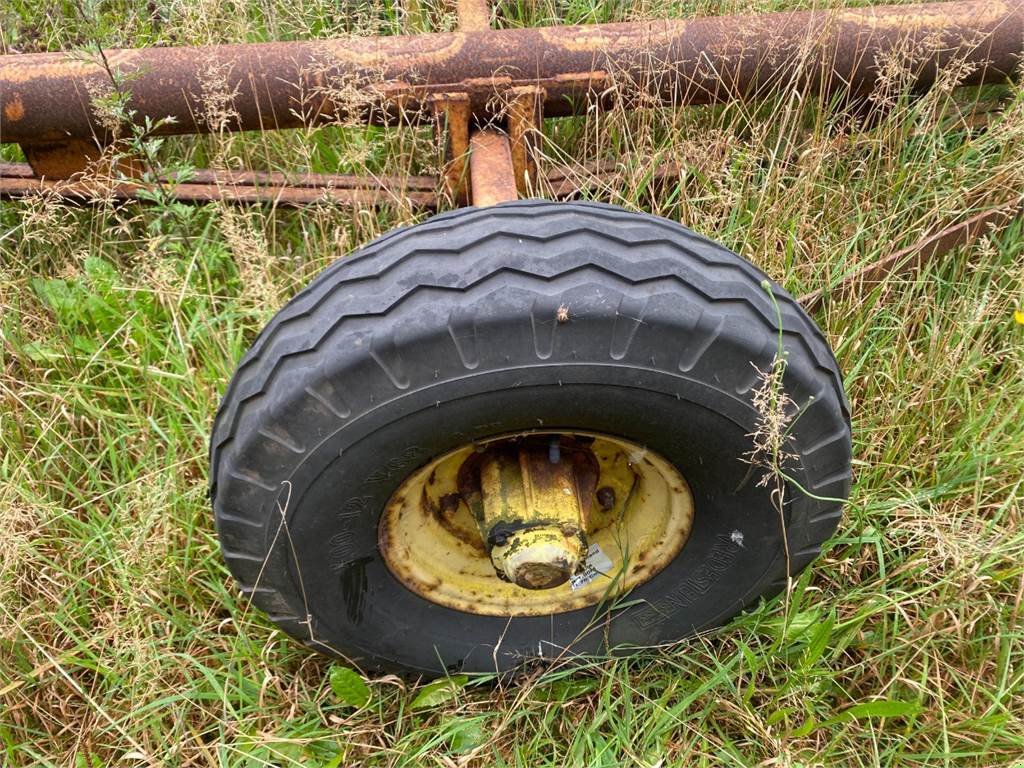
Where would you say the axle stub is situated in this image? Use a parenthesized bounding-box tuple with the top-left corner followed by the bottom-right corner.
(457, 436, 598, 588)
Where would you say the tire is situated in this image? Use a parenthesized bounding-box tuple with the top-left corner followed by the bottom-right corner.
(210, 200, 851, 676)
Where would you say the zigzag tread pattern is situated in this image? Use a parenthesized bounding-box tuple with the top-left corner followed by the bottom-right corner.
(211, 203, 831, 427)
(211, 270, 841, 450)
(210, 201, 849, 507)
(210, 266, 846, 487)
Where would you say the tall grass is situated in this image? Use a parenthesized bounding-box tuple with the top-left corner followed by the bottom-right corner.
(1, 0, 1023, 765)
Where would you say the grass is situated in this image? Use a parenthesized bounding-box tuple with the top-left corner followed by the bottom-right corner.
(2, 0, 1024, 765)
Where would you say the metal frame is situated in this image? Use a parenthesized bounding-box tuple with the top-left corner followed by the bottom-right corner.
(1, 0, 1021, 291)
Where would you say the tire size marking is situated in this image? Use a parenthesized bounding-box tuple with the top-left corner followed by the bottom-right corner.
(329, 495, 372, 572)
(365, 446, 423, 485)
(631, 533, 742, 630)
(328, 447, 424, 573)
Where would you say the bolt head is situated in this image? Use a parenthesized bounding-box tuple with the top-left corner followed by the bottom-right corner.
(596, 486, 616, 510)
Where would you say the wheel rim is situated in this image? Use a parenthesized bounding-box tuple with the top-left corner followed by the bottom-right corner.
(378, 431, 695, 617)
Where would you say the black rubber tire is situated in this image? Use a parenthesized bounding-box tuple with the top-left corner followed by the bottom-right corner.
(210, 200, 851, 676)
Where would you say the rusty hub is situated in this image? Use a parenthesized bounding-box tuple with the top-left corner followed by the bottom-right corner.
(378, 431, 694, 617)
(456, 438, 599, 588)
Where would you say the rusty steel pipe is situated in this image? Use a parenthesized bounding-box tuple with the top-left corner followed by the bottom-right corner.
(1, 0, 1021, 146)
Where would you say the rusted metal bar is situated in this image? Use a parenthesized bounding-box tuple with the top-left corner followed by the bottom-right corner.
(433, 0, 494, 203)
(2, 1, 1020, 147)
(799, 198, 1024, 309)
(507, 86, 544, 196)
(432, 93, 474, 203)
(0, 160, 644, 205)
(457, 0, 492, 32)
(20, 139, 102, 178)
(0, 176, 434, 207)
(0, 162, 438, 207)
(19, 138, 149, 180)
(455, 0, 522, 206)
(0, 160, 439, 191)
(469, 130, 518, 206)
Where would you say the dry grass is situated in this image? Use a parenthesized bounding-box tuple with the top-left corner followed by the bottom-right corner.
(1, 0, 1023, 765)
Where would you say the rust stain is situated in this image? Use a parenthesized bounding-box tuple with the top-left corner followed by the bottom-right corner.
(837, 0, 1009, 30)
(3, 95, 25, 122)
(538, 20, 684, 52)
(0, 57, 100, 84)
(319, 32, 465, 70)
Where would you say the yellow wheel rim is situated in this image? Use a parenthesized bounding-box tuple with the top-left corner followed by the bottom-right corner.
(378, 432, 694, 616)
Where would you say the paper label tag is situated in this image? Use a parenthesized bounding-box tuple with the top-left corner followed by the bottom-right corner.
(569, 544, 615, 590)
